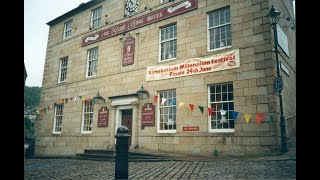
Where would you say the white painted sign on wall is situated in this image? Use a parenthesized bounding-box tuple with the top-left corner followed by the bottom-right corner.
(277, 24, 289, 57)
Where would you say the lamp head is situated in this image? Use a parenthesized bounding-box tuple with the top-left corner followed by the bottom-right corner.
(266, 6, 281, 25)
(93, 91, 105, 104)
(136, 85, 149, 99)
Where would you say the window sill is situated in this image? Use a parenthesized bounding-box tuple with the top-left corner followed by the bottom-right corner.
(157, 130, 176, 134)
(58, 81, 66, 85)
(158, 57, 177, 63)
(208, 45, 232, 53)
(86, 75, 97, 79)
(52, 132, 61, 135)
(209, 129, 235, 133)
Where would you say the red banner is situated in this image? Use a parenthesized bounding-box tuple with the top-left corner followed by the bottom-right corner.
(123, 36, 135, 66)
(82, 0, 197, 46)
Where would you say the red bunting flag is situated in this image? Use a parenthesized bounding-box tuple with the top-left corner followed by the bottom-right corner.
(189, 104, 194, 111)
(61, 99, 65, 103)
(47, 106, 50, 111)
(256, 114, 264, 124)
(153, 96, 158, 103)
(88, 99, 92, 103)
(208, 108, 214, 117)
(70, 97, 73, 101)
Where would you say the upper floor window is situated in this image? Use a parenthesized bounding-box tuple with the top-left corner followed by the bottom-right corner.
(86, 47, 98, 77)
(208, 6, 231, 51)
(81, 100, 94, 133)
(63, 20, 72, 39)
(160, 24, 177, 61)
(53, 104, 64, 134)
(58, 57, 68, 83)
(208, 83, 234, 133)
(157, 89, 176, 133)
(90, 7, 102, 29)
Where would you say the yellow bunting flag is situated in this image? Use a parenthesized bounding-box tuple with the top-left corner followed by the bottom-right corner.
(178, 102, 185, 108)
(244, 114, 251, 123)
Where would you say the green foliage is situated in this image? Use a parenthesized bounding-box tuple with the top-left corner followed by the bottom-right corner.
(212, 147, 219, 157)
(24, 86, 41, 109)
(24, 117, 35, 134)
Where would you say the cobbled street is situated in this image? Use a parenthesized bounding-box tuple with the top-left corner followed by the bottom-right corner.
(24, 158, 295, 180)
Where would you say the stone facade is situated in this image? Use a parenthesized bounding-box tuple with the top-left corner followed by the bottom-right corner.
(35, 0, 296, 157)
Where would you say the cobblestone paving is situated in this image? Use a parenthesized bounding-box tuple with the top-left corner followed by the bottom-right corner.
(24, 158, 296, 180)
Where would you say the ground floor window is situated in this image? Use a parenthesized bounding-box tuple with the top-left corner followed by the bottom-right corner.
(208, 83, 235, 132)
(157, 89, 176, 133)
(81, 100, 94, 133)
(53, 104, 63, 134)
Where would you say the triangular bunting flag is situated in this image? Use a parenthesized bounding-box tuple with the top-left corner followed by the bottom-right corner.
(161, 97, 167, 105)
(189, 104, 194, 111)
(244, 114, 251, 123)
(232, 112, 239, 122)
(70, 97, 73, 101)
(82, 98, 86, 102)
(43, 108, 46, 113)
(65, 98, 69, 104)
(39, 109, 43, 115)
(153, 96, 158, 103)
(74, 96, 77, 102)
(169, 99, 176, 106)
(47, 106, 50, 111)
(198, 106, 204, 114)
(61, 99, 65, 103)
(270, 115, 273, 123)
(88, 99, 92, 103)
(256, 114, 264, 124)
(178, 102, 185, 108)
(208, 108, 214, 117)
(220, 109, 227, 116)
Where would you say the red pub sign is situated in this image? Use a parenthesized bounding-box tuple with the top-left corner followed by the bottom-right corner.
(141, 103, 155, 126)
(82, 0, 197, 46)
(98, 107, 109, 127)
(123, 36, 135, 66)
(183, 126, 199, 131)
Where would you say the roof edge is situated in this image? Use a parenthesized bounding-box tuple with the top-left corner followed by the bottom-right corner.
(46, 0, 106, 26)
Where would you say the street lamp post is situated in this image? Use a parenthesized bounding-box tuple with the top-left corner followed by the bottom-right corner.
(266, 6, 288, 153)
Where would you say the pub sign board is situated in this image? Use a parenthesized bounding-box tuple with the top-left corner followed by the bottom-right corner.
(82, 0, 197, 46)
(183, 126, 199, 131)
(98, 107, 109, 127)
(123, 36, 135, 66)
(141, 103, 155, 126)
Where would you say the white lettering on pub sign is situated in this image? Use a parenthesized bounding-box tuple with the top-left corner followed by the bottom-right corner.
(146, 49, 240, 81)
(123, 36, 135, 66)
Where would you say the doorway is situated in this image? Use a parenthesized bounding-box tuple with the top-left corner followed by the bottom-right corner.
(121, 109, 132, 146)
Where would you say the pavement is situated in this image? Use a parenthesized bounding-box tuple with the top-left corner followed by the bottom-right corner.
(24, 136, 296, 180)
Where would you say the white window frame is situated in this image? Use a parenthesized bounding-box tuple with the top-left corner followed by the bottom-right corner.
(159, 23, 177, 62)
(53, 104, 64, 134)
(160, 0, 174, 3)
(157, 89, 176, 133)
(81, 100, 94, 134)
(207, 6, 232, 52)
(86, 47, 98, 78)
(58, 56, 68, 84)
(90, 6, 102, 29)
(63, 20, 72, 39)
(208, 83, 235, 133)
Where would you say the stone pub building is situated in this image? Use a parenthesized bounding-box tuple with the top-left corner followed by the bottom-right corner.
(35, 0, 296, 156)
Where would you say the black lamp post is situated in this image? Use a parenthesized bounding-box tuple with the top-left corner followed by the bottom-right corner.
(93, 91, 105, 104)
(266, 6, 288, 153)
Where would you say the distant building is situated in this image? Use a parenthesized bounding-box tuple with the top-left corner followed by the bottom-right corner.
(36, 0, 296, 157)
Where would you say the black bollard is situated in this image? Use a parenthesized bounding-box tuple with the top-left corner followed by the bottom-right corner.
(115, 126, 131, 180)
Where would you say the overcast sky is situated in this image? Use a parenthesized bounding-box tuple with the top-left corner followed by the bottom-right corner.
(24, 0, 295, 87)
(24, 0, 91, 87)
